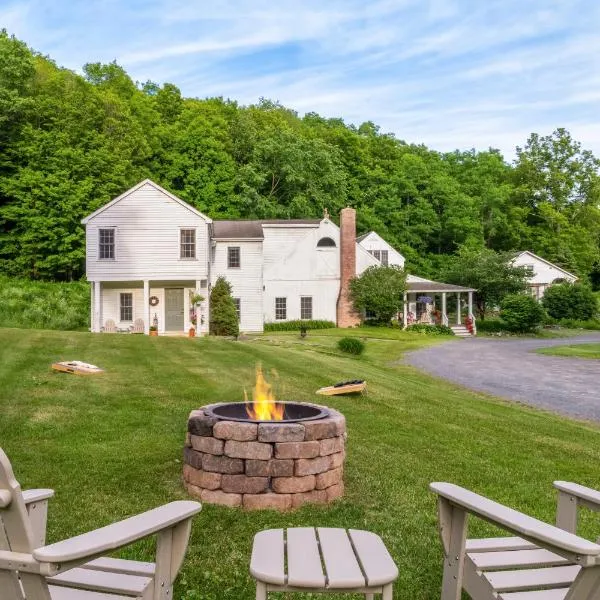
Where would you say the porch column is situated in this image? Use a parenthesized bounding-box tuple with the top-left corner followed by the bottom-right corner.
(468, 291, 473, 317)
(442, 292, 447, 325)
(93, 281, 102, 333)
(196, 279, 202, 334)
(143, 280, 150, 335)
(456, 293, 461, 325)
(403, 292, 408, 329)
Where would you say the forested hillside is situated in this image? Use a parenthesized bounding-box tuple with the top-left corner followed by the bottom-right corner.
(1, 31, 599, 285)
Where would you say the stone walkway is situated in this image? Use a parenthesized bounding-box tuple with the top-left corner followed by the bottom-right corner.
(404, 333, 600, 422)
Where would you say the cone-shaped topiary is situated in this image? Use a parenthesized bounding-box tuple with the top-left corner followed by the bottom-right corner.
(209, 276, 239, 336)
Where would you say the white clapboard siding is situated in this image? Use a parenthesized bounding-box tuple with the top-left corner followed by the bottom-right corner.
(264, 280, 339, 323)
(262, 225, 320, 271)
(512, 251, 578, 285)
(212, 241, 264, 332)
(358, 231, 406, 268)
(85, 183, 209, 281)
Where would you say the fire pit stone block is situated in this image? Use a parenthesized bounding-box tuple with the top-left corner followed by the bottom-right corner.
(184, 404, 346, 510)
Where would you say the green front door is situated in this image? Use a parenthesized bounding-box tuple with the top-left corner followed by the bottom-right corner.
(165, 288, 184, 331)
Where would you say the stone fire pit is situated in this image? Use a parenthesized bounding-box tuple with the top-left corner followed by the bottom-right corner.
(183, 402, 346, 510)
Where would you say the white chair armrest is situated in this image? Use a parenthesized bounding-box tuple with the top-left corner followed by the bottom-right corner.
(431, 482, 600, 557)
(555, 481, 600, 510)
(33, 500, 201, 563)
(23, 489, 55, 505)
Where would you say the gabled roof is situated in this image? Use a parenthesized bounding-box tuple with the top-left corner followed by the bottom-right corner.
(212, 219, 321, 240)
(356, 231, 372, 243)
(512, 251, 578, 280)
(81, 179, 212, 224)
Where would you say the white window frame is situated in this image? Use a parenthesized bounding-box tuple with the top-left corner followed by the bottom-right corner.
(380, 250, 389, 266)
(233, 297, 241, 321)
(120, 292, 133, 322)
(275, 297, 287, 320)
(179, 228, 196, 260)
(98, 227, 116, 260)
(228, 246, 241, 268)
(300, 296, 313, 320)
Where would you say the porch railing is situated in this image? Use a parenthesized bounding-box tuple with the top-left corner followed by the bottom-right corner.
(442, 313, 449, 327)
(468, 313, 477, 335)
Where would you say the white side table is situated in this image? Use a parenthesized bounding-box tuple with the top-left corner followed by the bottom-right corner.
(250, 527, 398, 599)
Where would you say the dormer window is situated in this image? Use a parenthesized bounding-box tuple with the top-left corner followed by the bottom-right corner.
(98, 228, 115, 260)
(317, 237, 336, 248)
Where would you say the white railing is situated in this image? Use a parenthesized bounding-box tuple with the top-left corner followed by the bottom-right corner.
(442, 313, 449, 327)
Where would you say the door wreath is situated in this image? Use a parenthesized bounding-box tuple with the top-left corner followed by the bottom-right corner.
(149, 296, 159, 306)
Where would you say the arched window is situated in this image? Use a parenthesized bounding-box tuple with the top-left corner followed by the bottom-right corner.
(317, 237, 336, 248)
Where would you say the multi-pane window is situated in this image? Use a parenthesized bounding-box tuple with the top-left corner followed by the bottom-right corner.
(524, 264, 535, 276)
(369, 249, 381, 261)
(228, 246, 241, 268)
(275, 297, 287, 320)
(180, 229, 196, 259)
(120, 293, 133, 322)
(99, 228, 115, 259)
(233, 298, 241, 321)
(300, 296, 313, 320)
(380, 250, 389, 266)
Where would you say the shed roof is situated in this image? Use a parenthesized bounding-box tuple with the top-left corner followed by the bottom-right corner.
(211, 219, 320, 240)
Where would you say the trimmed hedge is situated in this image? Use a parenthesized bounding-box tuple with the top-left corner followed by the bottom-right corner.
(475, 319, 507, 333)
(337, 337, 365, 355)
(556, 318, 600, 330)
(264, 320, 336, 332)
(405, 324, 455, 336)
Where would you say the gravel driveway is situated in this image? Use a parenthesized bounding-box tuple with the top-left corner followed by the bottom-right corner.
(404, 334, 600, 422)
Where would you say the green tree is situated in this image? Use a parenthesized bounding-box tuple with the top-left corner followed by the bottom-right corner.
(349, 265, 407, 323)
(542, 283, 598, 321)
(209, 277, 239, 336)
(442, 248, 529, 319)
(500, 294, 545, 332)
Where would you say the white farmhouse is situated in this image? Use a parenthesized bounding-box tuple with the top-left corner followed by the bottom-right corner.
(82, 179, 476, 335)
(511, 251, 578, 300)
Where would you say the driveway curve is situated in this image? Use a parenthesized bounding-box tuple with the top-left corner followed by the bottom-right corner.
(404, 334, 600, 422)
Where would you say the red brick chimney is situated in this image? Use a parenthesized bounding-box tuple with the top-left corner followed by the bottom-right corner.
(336, 207, 361, 327)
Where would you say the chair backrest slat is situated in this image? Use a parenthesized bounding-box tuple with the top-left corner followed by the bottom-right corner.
(0, 449, 50, 599)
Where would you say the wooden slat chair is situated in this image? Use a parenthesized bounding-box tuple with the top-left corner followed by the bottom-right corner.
(131, 319, 144, 334)
(431, 482, 600, 600)
(0, 448, 202, 600)
(102, 320, 117, 334)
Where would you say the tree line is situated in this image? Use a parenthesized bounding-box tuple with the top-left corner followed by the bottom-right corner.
(1, 30, 599, 286)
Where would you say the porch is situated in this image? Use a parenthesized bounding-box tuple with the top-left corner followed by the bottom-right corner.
(90, 279, 209, 335)
(402, 278, 477, 335)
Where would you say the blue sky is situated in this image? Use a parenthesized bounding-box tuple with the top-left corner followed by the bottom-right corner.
(2, 0, 600, 158)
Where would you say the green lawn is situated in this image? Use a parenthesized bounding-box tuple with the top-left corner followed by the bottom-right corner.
(2, 327, 600, 599)
(538, 343, 600, 359)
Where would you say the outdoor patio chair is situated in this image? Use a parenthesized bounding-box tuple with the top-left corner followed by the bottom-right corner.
(102, 319, 117, 333)
(431, 481, 600, 600)
(0, 447, 202, 599)
(131, 318, 145, 334)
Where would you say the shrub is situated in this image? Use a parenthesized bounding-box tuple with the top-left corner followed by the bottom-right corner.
(499, 294, 545, 332)
(264, 320, 335, 332)
(556, 318, 600, 330)
(337, 337, 365, 355)
(542, 283, 598, 321)
(349, 265, 406, 323)
(405, 324, 455, 335)
(0, 276, 90, 330)
(209, 277, 239, 336)
(475, 319, 507, 333)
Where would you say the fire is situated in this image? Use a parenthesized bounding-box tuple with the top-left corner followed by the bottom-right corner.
(245, 364, 285, 421)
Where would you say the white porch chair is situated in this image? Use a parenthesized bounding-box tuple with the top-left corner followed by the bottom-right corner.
(102, 319, 117, 333)
(431, 482, 600, 600)
(0, 447, 202, 599)
(131, 319, 145, 334)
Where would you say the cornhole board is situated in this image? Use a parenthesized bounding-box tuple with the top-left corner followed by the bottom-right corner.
(51, 361, 104, 375)
(316, 380, 366, 396)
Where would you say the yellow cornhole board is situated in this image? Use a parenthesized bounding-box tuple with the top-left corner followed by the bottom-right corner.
(316, 380, 366, 396)
(51, 361, 104, 375)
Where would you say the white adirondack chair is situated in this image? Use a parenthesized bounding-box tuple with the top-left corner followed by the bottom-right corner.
(0, 448, 202, 599)
(431, 482, 600, 600)
(131, 319, 145, 334)
(103, 319, 117, 333)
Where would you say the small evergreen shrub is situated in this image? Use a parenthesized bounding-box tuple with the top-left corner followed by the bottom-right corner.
(405, 324, 455, 335)
(209, 277, 239, 336)
(499, 294, 545, 332)
(542, 283, 598, 321)
(264, 320, 335, 332)
(337, 337, 365, 355)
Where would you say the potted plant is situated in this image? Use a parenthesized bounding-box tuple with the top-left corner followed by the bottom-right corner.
(149, 325, 158, 337)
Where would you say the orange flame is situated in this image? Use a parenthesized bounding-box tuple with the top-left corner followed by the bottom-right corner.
(245, 364, 285, 421)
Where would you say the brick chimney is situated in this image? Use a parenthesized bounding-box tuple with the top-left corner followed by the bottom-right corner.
(336, 207, 361, 327)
